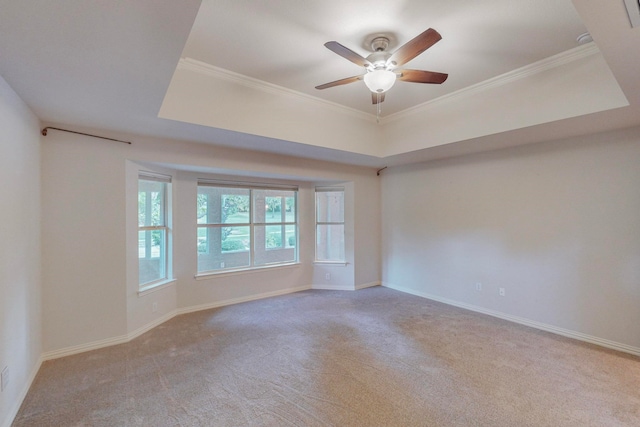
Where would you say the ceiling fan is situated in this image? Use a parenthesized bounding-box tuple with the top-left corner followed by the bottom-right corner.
(315, 28, 448, 105)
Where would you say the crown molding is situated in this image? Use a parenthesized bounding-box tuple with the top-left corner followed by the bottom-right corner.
(178, 44, 600, 129)
(381, 43, 601, 125)
(179, 57, 378, 123)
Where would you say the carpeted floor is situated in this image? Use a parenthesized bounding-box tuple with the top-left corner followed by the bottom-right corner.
(13, 287, 640, 426)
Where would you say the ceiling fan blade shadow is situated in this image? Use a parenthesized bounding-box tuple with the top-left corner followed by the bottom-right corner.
(315, 75, 363, 90)
(397, 69, 448, 84)
(388, 28, 442, 67)
(324, 41, 371, 68)
(371, 92, 386, 104)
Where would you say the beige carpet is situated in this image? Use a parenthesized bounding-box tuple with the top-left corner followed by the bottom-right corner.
(13, 287, 640, 426)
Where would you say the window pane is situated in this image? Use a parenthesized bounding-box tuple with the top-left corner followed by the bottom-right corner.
(196, 193, 208, 225)
(197, 186, 250, 225)
(139, 229, 166, 285)
(285, 225, 296, 248)
(316, 191, 344, 223)
(197, 226, 250, 272)
(265, 196, 283, 223)
(253, 190, 295, 223)
(254, 225, 296, 266)
(138, 191, 146, 227)
(316, 224, 345, 261)
(265, 225, 283, 249)
(285, 196, 295, 223)
(197, 226, 208, 254)
(223, 226, 250, 252)
(139, 180, 166, 227)
(222, 194, 250, 224)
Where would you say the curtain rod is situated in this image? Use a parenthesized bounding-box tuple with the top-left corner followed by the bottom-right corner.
(41, 126, 132, 145)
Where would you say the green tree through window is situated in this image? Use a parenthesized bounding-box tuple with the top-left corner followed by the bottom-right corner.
(197, 183, 297, 273)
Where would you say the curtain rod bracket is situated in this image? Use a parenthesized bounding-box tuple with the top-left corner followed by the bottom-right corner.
(41, 126, 132, 145)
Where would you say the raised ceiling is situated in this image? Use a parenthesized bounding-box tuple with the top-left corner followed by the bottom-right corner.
(182, 0, 589, 116)
(1, 1, 640, 167)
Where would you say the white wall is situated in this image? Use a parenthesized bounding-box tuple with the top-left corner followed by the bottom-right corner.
(41, 129, 381, 355)
(41, 130, 130, 353)
(0, 75, 42, 426)
(382, 126, 640, 352)
(355, 178, 381, 287)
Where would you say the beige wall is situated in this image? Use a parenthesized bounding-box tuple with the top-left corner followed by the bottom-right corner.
(0, 75, 42, 426)
(382, 126, 640, 351)
(4, 57, 639, 425)
(41, 130, 381, 355)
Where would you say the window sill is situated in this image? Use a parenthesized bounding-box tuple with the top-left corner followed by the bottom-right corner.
(138, 278, 176, 297)
(313, 261, 348, 266)
(195, 262, 301, 280)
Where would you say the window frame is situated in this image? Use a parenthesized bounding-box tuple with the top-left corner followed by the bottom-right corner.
(196, 180, 298, 275)
(138, 172, 172, 290)
(315, 187, 345, 263)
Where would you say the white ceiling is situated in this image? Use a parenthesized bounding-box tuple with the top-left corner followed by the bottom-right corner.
(183, 0, 589, 116)
(1, 0, 640, 167)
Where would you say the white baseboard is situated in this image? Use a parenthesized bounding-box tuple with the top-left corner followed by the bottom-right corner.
(127, 310, 179, 341)
(383, 282, 640, 357)
(355, 281, 381, 290)
(2, 355, 43, 427)
(44, 283, 381, 362)
(176, 285, 312, 316)
(42, 310, 179, 361)
(39, 284, 382, 363)
(311, 284, 354, 291)
(42, 333, 131, 361)
(312, 281, 381, 291)
(42, 285, 313, 363)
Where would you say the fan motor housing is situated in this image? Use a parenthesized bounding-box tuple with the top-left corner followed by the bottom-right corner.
(370, 37, 390, 52)
(366, 37, 392, 69)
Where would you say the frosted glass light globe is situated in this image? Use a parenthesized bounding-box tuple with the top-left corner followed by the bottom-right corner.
(364, 69, 396, 93)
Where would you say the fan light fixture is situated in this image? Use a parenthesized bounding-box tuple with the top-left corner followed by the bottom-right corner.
(364, 69, 397, 93)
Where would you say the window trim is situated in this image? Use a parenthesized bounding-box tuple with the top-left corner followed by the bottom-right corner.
(138, 278, 176, 296)
(198, 179, 297, 191)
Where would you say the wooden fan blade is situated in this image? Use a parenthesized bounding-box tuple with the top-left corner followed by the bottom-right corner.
(388, 28, 442, 67)
(315, 75, 363, 90)
(324, 41, 371, 68)
(371, 92, 386, 104)
(397, 69, 448, 84)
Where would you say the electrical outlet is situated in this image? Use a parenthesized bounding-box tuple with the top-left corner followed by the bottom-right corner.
(475, 282, 482, 291)
(152, 302, 158, 313)
(1, 366, 9, 392)
(499, 287, 505, 297)
(325, 273, 331, 281)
